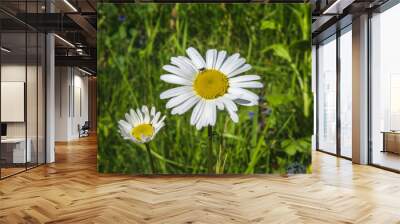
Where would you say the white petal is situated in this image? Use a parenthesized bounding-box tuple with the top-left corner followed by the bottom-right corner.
(227, 64, 252, 78)
(205, 103, 213, 128)
(233, 98, 254, 106)
(118, 123, 130, 138)
(160, 86, 192, 99)
(150, 106, 156, 117)
(142, 105, 150, 123)
(230, 81, 263, 88)
(171, 57, 197, 78)
(153, 121, 162, 129)
(223, 58, 246, 75)
(229, 75, 261, 83)
(196, 101, 217, 128)
(118, 129, 128, 139)
(206, 49, 217, 69)
(221, 96, 238, 112)
(196, 100, 207, 127)
(166, 92, 195, 109)
(151, 112, 161, 125)
(225, 92, 255, 106)
(221, 98, 239, 123)
(196, 121, 203, 130)
(227, 109, 239, 123)
(215, 100, 224, 110)
(118, 124, 130, 134)
(125, 113, 134, 126)
(195, 103, 207, 130)
(171, 96, 200, 115)
(186, 47, 206, 70)
(141, 105, 148, 113)
(190, 100, 205, 125)
(154, 122, 165, 135)
(209, 101, 217, 126)
(118, 120, 131, 131)
(219, 53, 240, 74)
(159, 115, 166, 123)
(129, 109, 140, 125)
(179, 56, 199, 73)
(163, 65, 193, 80)
(228, 87, 259, 104)
(201, 102, 211, 128)
(154, 115, 166, 129)
(214, 50, 227, 70)
(161, 74, 193, 85)
(136, 108, 144, 123)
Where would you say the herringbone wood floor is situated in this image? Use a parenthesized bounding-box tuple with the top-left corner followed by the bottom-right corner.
(0, 136, 400, 224)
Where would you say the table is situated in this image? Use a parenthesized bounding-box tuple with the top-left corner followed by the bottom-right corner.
(381, 131, 400, 154)
(1, 138, 32, 163)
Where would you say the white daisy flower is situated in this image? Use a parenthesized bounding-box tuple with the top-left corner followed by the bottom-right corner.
(160, 47, 263, 130)
(118, 105, 166, 143)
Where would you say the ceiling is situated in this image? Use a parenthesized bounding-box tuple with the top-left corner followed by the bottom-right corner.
(311, 0, 391, 43)
(0, 0, 393, 74)
(0, 0, 97, 74)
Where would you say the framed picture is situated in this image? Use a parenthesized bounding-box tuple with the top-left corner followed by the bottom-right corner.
(98, 3, 312, 174)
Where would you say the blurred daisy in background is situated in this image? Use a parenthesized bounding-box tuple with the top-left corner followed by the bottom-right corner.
(118, 105, 165, 143)
(160, 47, 263, 130)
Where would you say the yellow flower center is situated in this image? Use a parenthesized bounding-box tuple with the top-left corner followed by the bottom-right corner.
(193, 69, 229, 99)
(131, 124, 154, 141)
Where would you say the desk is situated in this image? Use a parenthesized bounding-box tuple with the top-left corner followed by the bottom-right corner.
(1, 138, 31, 163)
(382, 131, 400, 154)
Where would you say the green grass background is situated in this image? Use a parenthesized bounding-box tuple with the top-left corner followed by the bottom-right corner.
(97, 3, 312, 174)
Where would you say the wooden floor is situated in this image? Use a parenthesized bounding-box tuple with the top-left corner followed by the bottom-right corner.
(0, 136, 400, 224)
(372, 150, 400, 171)
(0, 167, 26, 178)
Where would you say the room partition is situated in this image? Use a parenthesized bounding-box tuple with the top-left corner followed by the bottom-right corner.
(0, 1, 47, 179)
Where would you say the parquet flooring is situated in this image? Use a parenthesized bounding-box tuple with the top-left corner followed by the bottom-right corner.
(0, 167, 26, 178)
(0, 135, 400, 224)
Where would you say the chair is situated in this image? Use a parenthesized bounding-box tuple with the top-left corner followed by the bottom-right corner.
(79, 121, 90, 138)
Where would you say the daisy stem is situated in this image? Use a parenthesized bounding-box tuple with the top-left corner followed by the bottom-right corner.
(207, 125, 213, 174)
(145, 143, 155, 174)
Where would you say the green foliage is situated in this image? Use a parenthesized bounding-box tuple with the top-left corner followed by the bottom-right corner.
(97, 3, 312, 174)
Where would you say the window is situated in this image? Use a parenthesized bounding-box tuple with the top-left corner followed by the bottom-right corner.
(370, 3, 400, 171)
(317, 35, 337, 154)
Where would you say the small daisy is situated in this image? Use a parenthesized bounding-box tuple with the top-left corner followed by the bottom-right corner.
(160, 47, 263, 130)
(118, 105, 166, 143)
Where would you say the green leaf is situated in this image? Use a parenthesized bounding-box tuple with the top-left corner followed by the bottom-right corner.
(260, 20, 276, 30)
(281, 139, 297, 156)
(281, 138, 311, 156)
(290, 40, 310, 52)
(271, 44, 291, 62)
(222, 133, 246, 142)
(267, 93, 292, 107)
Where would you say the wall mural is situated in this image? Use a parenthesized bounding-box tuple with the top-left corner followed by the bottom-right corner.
(98, 3, 312, 174)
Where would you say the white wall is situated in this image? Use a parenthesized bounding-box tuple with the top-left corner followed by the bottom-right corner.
(55, 67, 89, 141)
(1, 65, 26, 140)
(1, 65, 38, 137)
(1, 63, 46, 164)
(71, 73, 89, 138)
(55, 67, 69, 141)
